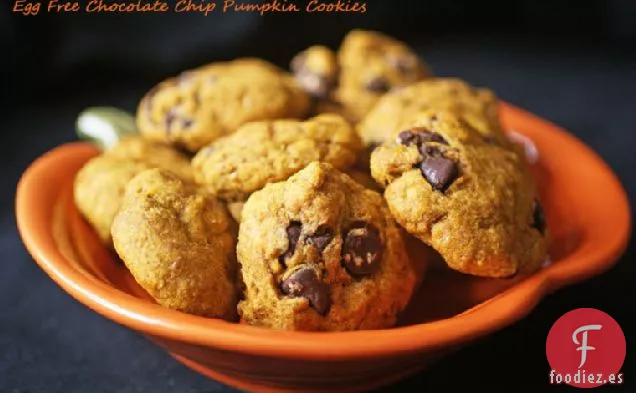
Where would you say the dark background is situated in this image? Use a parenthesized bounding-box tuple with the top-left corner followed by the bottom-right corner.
(2, 0, 635, 392)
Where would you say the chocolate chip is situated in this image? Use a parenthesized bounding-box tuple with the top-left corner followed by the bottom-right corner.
(279, 222, 302, 264)
(421, 132, 447, 145)
(397, 128, 448, 147)
(419, 154, 458, 192)
(397, 130, 420, 146)
(365, 77, 390, 93)
(342, 223, 383, 277)
(307, 227, 333, 252)
(419, 143, 445, 158)
(281, 266, 330, 315)
(533, 200, 546, 234)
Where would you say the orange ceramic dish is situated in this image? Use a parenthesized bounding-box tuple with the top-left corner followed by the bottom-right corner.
(16, 103, 631, 393)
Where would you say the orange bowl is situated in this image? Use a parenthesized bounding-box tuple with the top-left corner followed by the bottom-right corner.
(16, 102, 631, 393)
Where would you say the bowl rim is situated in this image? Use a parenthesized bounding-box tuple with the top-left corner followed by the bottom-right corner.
(16, 102, 631, 361)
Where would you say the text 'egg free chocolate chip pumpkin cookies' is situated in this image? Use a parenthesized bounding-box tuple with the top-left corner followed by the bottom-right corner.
(191, 114, 363, 203)
(371, 111, 547, 278)
(237, 162, 416, 331)
(137, 58, 311, 152)
(73, 137, 193, 245)
(290, 30, 431, 123)
(111, 168, 238, 320)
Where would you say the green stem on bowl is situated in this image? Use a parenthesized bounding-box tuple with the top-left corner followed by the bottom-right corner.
(76, 107, 138, 150)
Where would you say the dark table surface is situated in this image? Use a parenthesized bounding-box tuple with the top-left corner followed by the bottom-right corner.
(2, 36, 635, 392)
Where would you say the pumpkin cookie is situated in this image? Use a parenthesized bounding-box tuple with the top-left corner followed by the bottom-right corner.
(290, 30, 431, 124)
(237, 162, 416, 331)
(191, 114, 362, 202)
(335, 30, 431, 122)
(73, 137, 193, 245)
(370, 111, 547, 277)
(137, 58, 311, 152)
(111, 169, 238, 320)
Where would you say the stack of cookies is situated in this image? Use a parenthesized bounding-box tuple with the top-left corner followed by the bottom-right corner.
(73, 29, 548, 332)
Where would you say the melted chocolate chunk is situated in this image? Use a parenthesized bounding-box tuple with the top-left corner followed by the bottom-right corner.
(279, 222, 302, 265)
(419, 153, 458, 192)
(281, 266, 330, 315)
(342, 223, 383, 277)
(307, 227, 334, 252)
(396, 130, 420, 146)
(397, 128, 448, 147)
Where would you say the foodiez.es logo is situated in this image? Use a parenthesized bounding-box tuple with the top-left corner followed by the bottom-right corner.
(546, 308, 626, 388)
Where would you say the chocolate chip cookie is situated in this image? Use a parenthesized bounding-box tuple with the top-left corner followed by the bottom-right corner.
(290, 30, 430, 124)
(137, 58, 311, 152)
(237, 162, 416, 331)
(335, 29, 431, 122)
(358, 78, 509, 151)
(112, 168, 238, 320)
(370, 111, 547, 278)
(73, 137, 193, 245)
(191, 114, 363, 202)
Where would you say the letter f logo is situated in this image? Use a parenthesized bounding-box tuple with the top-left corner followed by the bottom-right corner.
(572, 324, 602, 368)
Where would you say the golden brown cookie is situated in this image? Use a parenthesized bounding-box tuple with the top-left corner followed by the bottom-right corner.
(370, 111, 547, 278)
(334, 30, 431, 122)
(191, 114, 363, 202)
(137, 58, 311, 152)
(358, 78, 508, 149)
(289, 30, 431, 124)
(237, 162, 416, 331)
(111, 168, 238, 320)
(73, 137, 193, 245)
